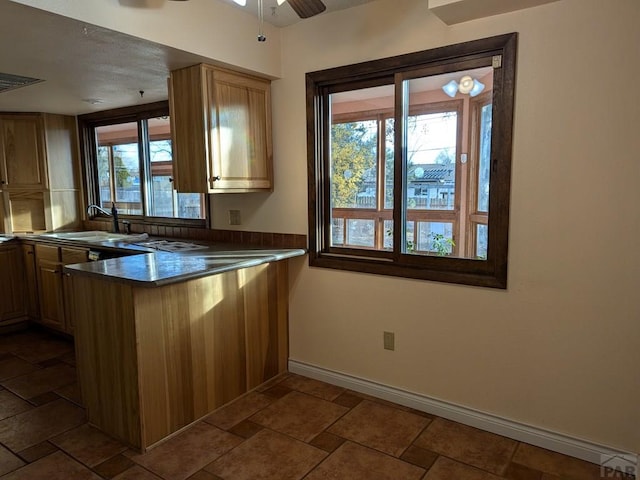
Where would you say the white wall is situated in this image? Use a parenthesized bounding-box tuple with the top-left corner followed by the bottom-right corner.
(266, 0, 639, 452)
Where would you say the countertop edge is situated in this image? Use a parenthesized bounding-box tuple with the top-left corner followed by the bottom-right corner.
(63, 248, 306, 287)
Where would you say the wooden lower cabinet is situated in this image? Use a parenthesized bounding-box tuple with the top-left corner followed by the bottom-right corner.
(22, 244, 39, 319)
(0, 242, 26, 324)
(37, 258, 65, 330)
(35, 243, 87, 333)
(70, 261, 289, 451)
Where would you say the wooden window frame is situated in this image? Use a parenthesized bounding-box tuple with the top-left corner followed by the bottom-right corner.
(306, 33, 517, 288)
(466, 91, 492, 258)
(78, 101, 207, 227)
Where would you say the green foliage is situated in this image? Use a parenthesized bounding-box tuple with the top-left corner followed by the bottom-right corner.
(429, 233, 455, 256)
(331, 122, 377, 208)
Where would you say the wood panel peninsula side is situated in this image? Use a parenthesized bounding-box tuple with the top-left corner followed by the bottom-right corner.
(69, 259, 290, 451)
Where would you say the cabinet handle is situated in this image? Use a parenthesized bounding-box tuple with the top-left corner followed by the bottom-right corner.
(210, 175, 221, 182)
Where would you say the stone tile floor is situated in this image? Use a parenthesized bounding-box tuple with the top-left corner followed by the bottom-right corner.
(0, 328, 633, 479)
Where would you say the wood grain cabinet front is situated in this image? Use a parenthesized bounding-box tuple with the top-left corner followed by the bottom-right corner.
(22, 244, 39, 319)
(34, 244, 88, 333)
(0, 114, 47, 190)
(169, 64, 273, 193)
(0, 243, 27, 325)
(72, 260, 289, 451)
(0, 113, 81, 234)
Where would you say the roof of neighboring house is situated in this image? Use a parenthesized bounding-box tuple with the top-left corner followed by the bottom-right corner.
(410, 163, 455, 183)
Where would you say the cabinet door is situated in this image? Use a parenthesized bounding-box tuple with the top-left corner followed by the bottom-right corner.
(0, 115, 47, 189)
(0, 191, 6, 233)
(22, 244, 39, 319)
(169, 65, 209, 194)
(62, 272, 75, 333)
(0, 245, 26, 322)
(36, 240, 64, 330)
(209, 71, 272, 192)
(7, 190, 46, 233)
(37, 259, 64, 331)
(60, 247, 87, 334)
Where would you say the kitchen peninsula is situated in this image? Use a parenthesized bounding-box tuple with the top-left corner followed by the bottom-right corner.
(62, 238, 305, 451)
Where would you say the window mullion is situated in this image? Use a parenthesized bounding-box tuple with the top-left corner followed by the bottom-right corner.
(139, 119, 150, 217)
(322, 91, 333, 251)
(108, 146, 116, 207)
(392, 73, 407, 261)
(375, 115, 386, 249)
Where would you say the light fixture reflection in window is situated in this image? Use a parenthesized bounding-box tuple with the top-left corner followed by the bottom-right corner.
(442, 75, 485, 98)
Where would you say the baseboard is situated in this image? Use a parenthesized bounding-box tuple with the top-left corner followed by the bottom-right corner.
(288, 359, 633, 465)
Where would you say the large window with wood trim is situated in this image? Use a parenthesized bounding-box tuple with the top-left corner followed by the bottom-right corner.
(307, 34, 517, 288)
(79, 102, 205, 223)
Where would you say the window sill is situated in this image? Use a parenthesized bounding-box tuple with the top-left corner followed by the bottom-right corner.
(309, 253, 506, 289)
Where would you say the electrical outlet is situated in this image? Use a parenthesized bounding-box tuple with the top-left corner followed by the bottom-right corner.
(383, 331, 395, 351)
(229, 209, 241, 225)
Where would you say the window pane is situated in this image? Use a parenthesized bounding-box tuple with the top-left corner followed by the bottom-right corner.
(476, 223, 488, 259)
(478, 103, 492, 213)
(177, 193, 203, 219)
(96, 122, 142, 215)
(151, 175, 174, 217)
(149, 134, 173, 217)
(384, 118, 394, 209)
(406, 109, 457, 211)
(416, 221, 454, 255)
(113, 143, 141, 213)
(97, 145, 111, 205)
(346, 219, 375, 247)
(330, 120, 378, 209)
(383, 219, 393, 250)
(147, 117, 204, 219)
(332, 217, 345, 246)
(329, 84, 394, 250)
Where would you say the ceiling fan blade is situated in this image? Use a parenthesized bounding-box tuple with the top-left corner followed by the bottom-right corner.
(286, 0, 326, 19)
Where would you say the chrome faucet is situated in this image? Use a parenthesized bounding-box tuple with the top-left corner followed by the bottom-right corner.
(87, 203, 120, 233)
(87, 204, 111, 216)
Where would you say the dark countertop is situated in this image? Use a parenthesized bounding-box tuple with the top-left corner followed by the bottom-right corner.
(0, 235, 17, 244)
(27, 232, 306, 287)
(64, 247, 305, 286)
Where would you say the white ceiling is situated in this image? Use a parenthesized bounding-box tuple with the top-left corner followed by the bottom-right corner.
(0, 0, 376, 116)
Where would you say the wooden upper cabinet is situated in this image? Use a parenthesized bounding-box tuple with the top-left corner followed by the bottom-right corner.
(169, 64, 273, 193)
(0, 114, 47, 189)
(0, 112, 80, 234)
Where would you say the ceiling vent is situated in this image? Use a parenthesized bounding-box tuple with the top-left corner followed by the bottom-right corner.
(0, 72, 43, 94)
